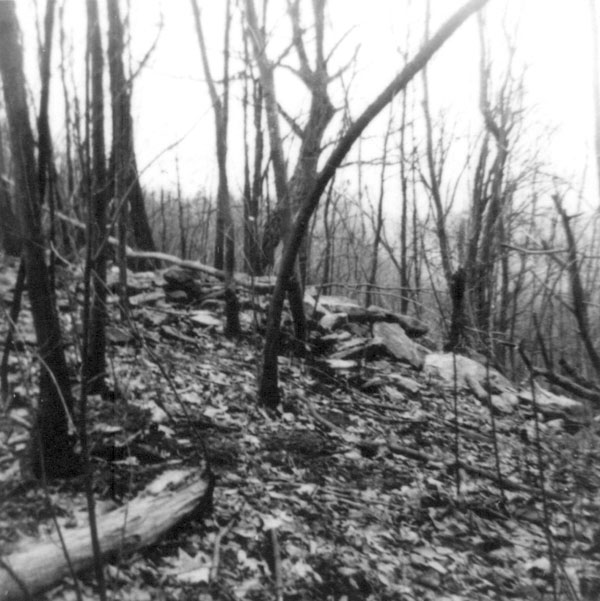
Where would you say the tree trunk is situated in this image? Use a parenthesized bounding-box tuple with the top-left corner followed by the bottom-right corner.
(0, 0, 79, 478)
(107, 0, 156, 270)
(0, 123, 21, 256)
(86, 0, 109, 393)
(190, 0, 240, 337)
(258, 0, 491, 407)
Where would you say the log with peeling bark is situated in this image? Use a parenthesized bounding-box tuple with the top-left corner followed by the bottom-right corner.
(0, 468, 213, 601)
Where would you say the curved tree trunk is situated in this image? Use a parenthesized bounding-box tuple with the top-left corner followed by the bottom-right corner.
(258, 0, 492, 407)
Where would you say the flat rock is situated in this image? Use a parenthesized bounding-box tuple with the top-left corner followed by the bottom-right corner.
(318, 358, 359, 372)
(518, 384, 584, 418)
(165, 289, 189, 303)
(106, 325, 134, 344)
(388, 373, 421, 395)
(424, 353, 516, 396)
(190, 310, 221, 328)
(303, 292, 331, 319)
(319, 312, 347, 331)
(373, 322, 426, 369)
(491, 393, 519, 414)
(316, 295, 371, 319)
(367, 305, 429, 337)
(129, 290, 165, 307)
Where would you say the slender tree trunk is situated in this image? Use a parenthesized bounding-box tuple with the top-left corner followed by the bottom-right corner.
(107, 0, 156, 269)
(0, 122, 21, 255)
(0, 0, 79, 478)
(191, 0, 240, 337)
(421, 3, 453, 289)
(86, 0, 109, 392)
(366, 107, 393, 308)
(589, 0, 600, 203)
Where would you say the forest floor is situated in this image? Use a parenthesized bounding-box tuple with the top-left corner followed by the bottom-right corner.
(1, 257, 600, 601)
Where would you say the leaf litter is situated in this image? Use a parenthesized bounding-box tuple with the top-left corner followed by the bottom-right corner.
(0, 265, 599, 599)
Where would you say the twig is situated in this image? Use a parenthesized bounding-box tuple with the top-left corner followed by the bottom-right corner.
(270, 527, 283, 601)
(486, 354, 506, 507)
(210, 514, 238, 583)
(452, 352, 461, 497)
(519, 341, 558, 601)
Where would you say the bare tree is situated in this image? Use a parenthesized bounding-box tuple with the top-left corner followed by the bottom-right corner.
(366, 107, 394, 308)
(420, 1, 454, 289)
(589, 0, 600, 201)
(0, 0, 79, 477)
(190, 0, 240, 336)
(86, 0, 109, 393)
(0, 121, 20, 256)
(245, 0, 337, 352)
(242, 33, 263, 275)
(257, 0, 492, 407)
(107, 0, 156, 266)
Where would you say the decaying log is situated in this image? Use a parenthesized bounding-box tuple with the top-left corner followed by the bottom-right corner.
(0, 468, 213, 601)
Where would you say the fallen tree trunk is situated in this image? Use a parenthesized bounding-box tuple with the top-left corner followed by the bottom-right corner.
(55, 211, 276, 293)
(0, 469, 213, 601)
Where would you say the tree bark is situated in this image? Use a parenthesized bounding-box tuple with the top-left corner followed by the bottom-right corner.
(190, 0, 240, 337)
(107, 0, 156, 268)
(0, 122, 20, 255)
(0, 0, 79, 478)
(86, 0, 109, 392)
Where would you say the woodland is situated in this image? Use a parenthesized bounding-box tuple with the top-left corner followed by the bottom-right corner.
(1, 0, 600, 599)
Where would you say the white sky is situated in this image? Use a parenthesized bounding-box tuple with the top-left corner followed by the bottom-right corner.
(14, 0, 597, 210)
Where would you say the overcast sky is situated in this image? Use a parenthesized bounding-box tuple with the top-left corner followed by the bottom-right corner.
(15, 0, 597, 210)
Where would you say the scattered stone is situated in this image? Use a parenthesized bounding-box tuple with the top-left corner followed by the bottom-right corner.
(491, 394, 517, 414)
(165, 290, 189, 303)
(163, 267, 206, 297)
(160, 325, 200, 345)
(373, 322, 426, 369)
(321, 331, 352, 344)
(388, 373, 421, 395)
(315, 358, 359, 374)
(303, 292, 330, 319)
(106, 325, 134, 345)
(348, 323, 370, 337)
(367, 305, 429, 337)
(319, 312, 347, 331)
(317, 295, 365, 317)
(129, 290, 165, 307)
(518, 384, 584, 419)
(200, 299, 225, 311)
(190, 310, 221, 328)
(424, 353, 515, 395)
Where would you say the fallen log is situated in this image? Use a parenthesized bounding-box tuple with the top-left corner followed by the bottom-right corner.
(55, 211, 276, 293)
(0, 468, 213, 601)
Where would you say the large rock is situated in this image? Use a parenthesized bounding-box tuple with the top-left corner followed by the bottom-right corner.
(424, 353, 517, 398)
(518, 384, 584, 419)
(367, 305, 429, 338)
(373, 322, 427, 369)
